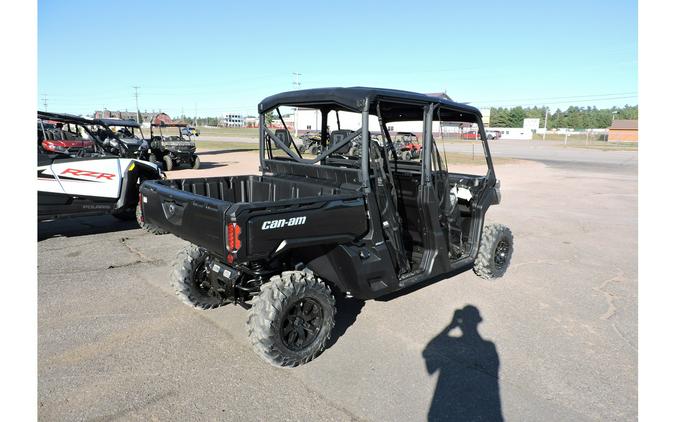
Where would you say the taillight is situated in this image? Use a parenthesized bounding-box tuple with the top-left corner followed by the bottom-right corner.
(226, 222, 242, 252)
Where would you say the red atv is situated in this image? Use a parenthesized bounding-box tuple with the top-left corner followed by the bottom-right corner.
(393, 132, 422, 160)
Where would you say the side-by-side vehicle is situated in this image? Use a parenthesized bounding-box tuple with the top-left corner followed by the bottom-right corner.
(139, 87, 514, 367)
(38, 111, 166, 234)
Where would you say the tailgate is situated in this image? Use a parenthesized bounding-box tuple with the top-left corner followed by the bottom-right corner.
(140, 180, 229, 253)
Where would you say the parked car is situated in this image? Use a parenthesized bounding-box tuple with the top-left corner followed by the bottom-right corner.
(140, 87, 513, 367)
(38, 111, 166, 234)
(462, 130, 480, 140)
(149, 119, 200, 171)
(181, 126, 200, 137)
(485, 130, 502, 140)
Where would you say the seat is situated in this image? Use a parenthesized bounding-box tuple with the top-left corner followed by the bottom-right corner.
(273, 129, 292, 147)
(329, 130, 353, 154)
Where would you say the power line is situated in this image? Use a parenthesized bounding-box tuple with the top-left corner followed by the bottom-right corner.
(41, 94, 48, 111)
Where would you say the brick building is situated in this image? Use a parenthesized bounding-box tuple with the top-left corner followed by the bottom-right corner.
(608, 120, 638, 142)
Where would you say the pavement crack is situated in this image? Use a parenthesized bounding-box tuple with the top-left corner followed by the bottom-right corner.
(612, 323, 637, 352)
(120, 237, 154, 262)
(593, 270, 625, 321)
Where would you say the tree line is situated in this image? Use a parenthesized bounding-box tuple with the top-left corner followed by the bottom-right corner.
(489, 105, 638, 129)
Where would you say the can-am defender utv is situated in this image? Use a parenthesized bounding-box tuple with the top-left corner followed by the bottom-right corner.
(38, 111, 167, 234)
(149, 119, 200, 171)
(140, 87, 513, 367)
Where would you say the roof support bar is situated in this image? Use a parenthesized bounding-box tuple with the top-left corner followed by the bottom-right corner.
(360, 98, 370, 193)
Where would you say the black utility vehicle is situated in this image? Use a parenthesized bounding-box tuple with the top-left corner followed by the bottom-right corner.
(93, 118, 151, 161)
(149, 120, 200, 171)
(140, 87, 513, 367)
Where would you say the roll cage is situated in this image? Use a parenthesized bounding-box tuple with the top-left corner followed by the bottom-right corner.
(257, 87, 496, 193)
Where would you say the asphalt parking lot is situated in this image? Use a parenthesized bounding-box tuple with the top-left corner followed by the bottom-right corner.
(38, 140, 637, 421)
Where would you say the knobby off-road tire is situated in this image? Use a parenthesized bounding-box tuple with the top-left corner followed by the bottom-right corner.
(192, 155, 201, 169)
(135, 202, 168, 235)
(171, 244, 225, 310)
(163, 155, 173, 171)
(247, 271, 336, 367)
(473, 224, 514, 279)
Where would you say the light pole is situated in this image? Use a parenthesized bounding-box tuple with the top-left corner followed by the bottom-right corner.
(542, 107, 548, 141)
(132, 86, 140, 122)
(292, 72, 302, 137)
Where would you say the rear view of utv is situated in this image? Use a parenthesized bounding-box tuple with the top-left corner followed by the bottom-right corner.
(140, 87, 513, 367)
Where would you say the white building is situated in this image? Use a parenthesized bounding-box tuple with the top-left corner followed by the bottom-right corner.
(222, 113, 244, 127)
(295, 108, 446, 135)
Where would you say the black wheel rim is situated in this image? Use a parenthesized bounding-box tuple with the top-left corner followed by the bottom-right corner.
(494, 240, 510, 268)
(281, 298, 324, 351)
(192, 258, 211, 296)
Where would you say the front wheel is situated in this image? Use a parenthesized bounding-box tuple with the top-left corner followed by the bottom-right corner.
(192, 155, 201, 169)
(163, 155, 173, 171)
(473, 224, 514, 279)
(247, 271, 336, 367)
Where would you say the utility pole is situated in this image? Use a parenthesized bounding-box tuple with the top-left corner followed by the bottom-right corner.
(542, 107, 548, 141)
(132, 86, 140, 122)
(41, 94, 48, 111)
(292, 72, 302, 137)
(292, 72, 302, 89)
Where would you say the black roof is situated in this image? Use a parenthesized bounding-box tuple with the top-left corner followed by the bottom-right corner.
(97, 118, 140, 128)
(258, 87, 481, 122)
(38, 111, 93, 125)
(37, 112, 141, 129)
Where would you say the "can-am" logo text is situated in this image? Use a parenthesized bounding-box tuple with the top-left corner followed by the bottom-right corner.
(261, 216, 307, 230)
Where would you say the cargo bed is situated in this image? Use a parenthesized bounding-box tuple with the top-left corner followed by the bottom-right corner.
(140, 174, 368, 260)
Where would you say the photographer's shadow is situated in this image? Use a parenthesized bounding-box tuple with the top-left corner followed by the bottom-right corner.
(423, 305, 503, 422)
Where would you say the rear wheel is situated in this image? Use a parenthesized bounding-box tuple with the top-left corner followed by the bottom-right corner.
(136, 202, 168, 235)
(247, 271, 336, 367)
(401, 150, 412, 161)
(309, 145, 319, 155)
(473, 224, 514, 279)
(171, 244, 226, 309)
(163, 155, 173, 171)
(192, 155, 201, 169)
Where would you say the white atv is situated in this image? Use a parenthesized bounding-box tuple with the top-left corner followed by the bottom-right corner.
(38, 112, 166, 234)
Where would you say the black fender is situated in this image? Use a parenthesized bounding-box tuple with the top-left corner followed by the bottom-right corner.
(115, 161, 163, 211)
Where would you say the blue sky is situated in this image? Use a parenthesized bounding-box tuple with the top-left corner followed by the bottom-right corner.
(38, 0, 637, 117)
